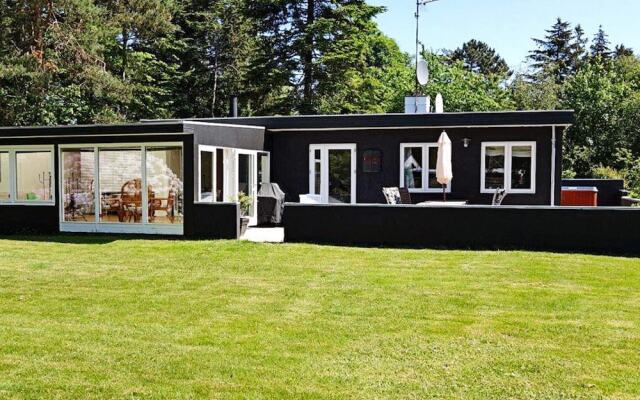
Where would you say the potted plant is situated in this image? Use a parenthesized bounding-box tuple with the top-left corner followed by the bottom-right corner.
(238, 191, 252, 236)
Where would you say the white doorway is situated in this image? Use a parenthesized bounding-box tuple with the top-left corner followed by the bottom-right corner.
(309, 144, 357, 204)
(198, 146, 270, 226)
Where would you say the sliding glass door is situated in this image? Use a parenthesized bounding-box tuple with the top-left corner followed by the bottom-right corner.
(60, 143, 183, 234)
(309, 144, 357, 204)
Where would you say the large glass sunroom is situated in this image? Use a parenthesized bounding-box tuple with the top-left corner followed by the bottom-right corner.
(0, 121, 267, 237)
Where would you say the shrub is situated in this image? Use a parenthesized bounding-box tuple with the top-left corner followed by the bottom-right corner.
(591, 166, 624, 180)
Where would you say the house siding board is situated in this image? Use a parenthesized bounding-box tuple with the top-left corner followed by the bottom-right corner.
(268, 126, 557, 205)
(188, 203, 239, 239)
(191, 123, 265, 151)
(0, 205, 59, 234)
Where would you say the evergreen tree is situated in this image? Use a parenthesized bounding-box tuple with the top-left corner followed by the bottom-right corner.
(449, 39, 510, 78)
(590, 25, 611, 60)
(614, 44, 634, 59)
(249, 0, 387, 114)
(529, 18, 581, 83)
(0, 0, 130, 125)
(571, 24, 588, 70)
(170, 0, 258, 118)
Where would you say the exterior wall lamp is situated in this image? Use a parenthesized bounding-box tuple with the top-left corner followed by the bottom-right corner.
(463, 138, 471, 148)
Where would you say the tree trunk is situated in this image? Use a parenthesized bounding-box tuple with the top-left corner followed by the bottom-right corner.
(121, 27, 128, 81)
(211, 57, 219, 117)
(301, 0, 315, 113)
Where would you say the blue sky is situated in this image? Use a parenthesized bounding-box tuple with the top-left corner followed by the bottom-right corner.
(367, 0, 640, 70)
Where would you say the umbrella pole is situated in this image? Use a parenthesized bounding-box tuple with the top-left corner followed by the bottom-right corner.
(443, 184, 446, 202)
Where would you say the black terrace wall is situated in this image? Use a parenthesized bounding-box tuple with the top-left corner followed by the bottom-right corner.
(284, 204, 640, 255)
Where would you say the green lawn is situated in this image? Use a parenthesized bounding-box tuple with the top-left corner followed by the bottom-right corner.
(0, 237, 639, 399)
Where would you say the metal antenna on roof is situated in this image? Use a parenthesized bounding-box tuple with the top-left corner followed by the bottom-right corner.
(415, 0, 438, 97)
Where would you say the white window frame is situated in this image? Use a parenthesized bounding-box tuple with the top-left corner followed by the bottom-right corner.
(197, 145, 220, 203)
(480, 141, 536, 194)
(235, 149, 259, 226)
(197, 145, 270, 226)
(309, 144, 357, 204)
(0, 145, 55, 206)
(399, 143, 451, 193)
(58, 142, 184, 235)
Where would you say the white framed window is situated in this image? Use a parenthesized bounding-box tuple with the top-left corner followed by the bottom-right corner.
(481, 142, 536, 194)
(0, 145, 55, 205)
(399, 143, 451, 193)
(309, 144, 357, 204)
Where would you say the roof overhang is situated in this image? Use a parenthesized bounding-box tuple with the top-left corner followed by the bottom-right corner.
(148, 110, 574, 132)
(0, 122, 186, 139)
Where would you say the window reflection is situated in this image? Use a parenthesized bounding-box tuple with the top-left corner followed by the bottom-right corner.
(62, 149, 95, 221)
(200, 151, 214, 202)
(16, 151, 52, 201)
(403, 147, 422, 189)
(99, 148, 142, 223)
(511, 146, 533, 190)
(0, 152, 9, 201)
(147, 147, 183, 224)
(484, 146, 505, 189)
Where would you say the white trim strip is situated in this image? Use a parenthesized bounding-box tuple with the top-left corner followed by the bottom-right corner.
(269, 124, 572, 132)
(551, 126, 557, 206)
(183, 121, 266, 131)
(60, 222, 183, 235)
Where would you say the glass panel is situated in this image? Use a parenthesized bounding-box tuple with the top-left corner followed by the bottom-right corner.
(314, 149, 321, 160)
(314, 161, 321, 195)
(427, 146, 439, 189)
(62, 149, 96, 222)
(216, 148, 224, 202)
(200, 151, 213, 202)
(238, 154, 254, 217)
(484, 146, 505, 189)
(328, 149, 351, 203)
(403, 147, 422, 189)
(0, 152, 10, 201)
(147, 147, 183, 224)
(99, 148, 142, 223)
(16, 151, 52, 201)
(257, 152, 270, 184)
(511, 146, 533, 190)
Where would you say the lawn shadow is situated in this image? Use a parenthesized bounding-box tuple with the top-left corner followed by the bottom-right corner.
(0, 233, 184, 245)
(284, 239, 640, 260)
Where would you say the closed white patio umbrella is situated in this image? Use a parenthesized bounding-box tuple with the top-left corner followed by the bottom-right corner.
(436, 131, 453, 201)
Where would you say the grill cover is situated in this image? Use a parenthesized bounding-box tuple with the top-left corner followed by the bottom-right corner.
(257, 183, 286, 225)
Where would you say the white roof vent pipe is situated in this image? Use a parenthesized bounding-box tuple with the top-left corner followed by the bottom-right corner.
(435, 93, 444, 113)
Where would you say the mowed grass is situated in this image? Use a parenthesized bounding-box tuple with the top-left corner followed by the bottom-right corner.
(0, 237, 639, 399)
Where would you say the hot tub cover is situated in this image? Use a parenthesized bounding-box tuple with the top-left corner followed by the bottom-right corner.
(257, 183, 286, 225)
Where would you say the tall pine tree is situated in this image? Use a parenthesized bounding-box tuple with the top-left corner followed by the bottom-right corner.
(529, 18, 584, 84)
(249, 0, 392, 114)
(590, 25, 611, 60)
